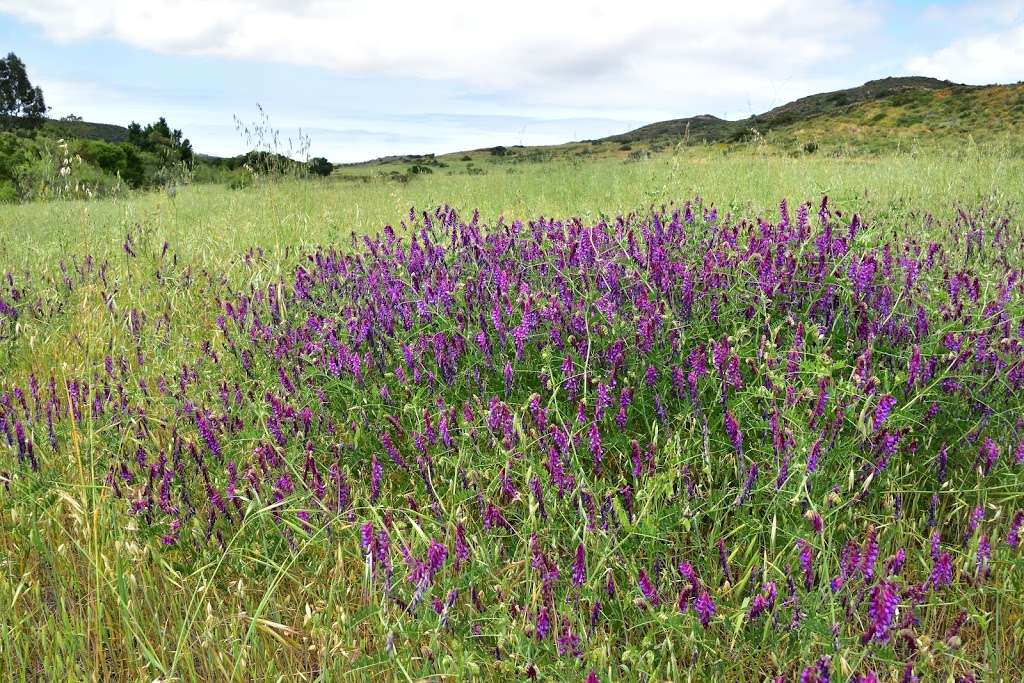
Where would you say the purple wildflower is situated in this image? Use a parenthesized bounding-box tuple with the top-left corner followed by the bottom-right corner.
(724, 410, 742, 454)
(195, 411, 222, 459)
(370, 454, 382, 503)
(976, 535, 991, 579)
(797, 538, 815, 590)
(572, 543, 586, 586)
(694, 590, 715, 627)
(1008, 511, 1024, 548)
(588, 422, 603, 469)
(735, 462, 758, 506)
(930, 552, 953, 589)
(873, 395, 896, 432)
(536, 606, 550, 640)
(637, 569, 659, 606)
(863, 581, 899, 642)
(861, 526, 879, 581)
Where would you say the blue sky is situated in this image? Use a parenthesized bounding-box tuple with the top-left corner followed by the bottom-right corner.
(1, 1, 1021, 162)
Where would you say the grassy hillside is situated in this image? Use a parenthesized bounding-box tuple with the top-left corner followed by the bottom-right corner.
(762, 79, 1024, 153)
(333, 78, 1024, 182)
(26, 76, 1023, 188)
(41, 118, 130, 143)
(608, 77, 969, 144)
(603, 76, 1024, 154)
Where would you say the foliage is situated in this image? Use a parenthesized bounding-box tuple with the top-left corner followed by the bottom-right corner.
(0, 52, 47, 130)
(308, 156, 333, 177)
(127, 116, 194, 166)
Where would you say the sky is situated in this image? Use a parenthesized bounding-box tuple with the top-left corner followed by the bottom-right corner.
(1, 0, 1021, 162)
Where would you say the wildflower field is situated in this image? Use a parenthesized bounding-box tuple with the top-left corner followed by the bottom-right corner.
(2, 153, 1024, 681)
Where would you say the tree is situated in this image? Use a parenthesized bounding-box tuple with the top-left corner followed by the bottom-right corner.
(127, 122, 146, 148)
(0, 53, 47, 130)
(126, 117, 194, 167)
(308, 157, 333, 177)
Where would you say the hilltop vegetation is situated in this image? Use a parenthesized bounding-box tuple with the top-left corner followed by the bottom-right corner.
(5, 64, 1024, 201)
(334, 77, 1024, 183)
(606, 77, 969, 144)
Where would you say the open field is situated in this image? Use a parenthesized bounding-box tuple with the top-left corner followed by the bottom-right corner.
(2, 150, 1024, 681)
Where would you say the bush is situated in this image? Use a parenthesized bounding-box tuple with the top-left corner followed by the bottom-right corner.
(0, 180, 17, 203)
(308, 157, 333, 177)
(227, 169, 254, 190)
(895, 114, 925, 127)
(803, 141, 819, 154)
(75, 139, 127, 176)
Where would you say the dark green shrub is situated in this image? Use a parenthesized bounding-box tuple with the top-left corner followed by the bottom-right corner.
(308, 157, 333, 177)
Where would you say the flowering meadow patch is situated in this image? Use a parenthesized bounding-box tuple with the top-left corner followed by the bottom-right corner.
(2, 196, 1023, 680)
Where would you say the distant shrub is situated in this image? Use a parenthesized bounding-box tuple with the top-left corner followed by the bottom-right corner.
(895, 114, 925, 127)
(767, 112, 795, 126)
(408, 164, 433, 175)
(308, 157, 333, 177)
(227, 170, 254, 190)
(619, 144, 632, 151)
(460, 155, 472, 161)
(803, 141, 819, 154)
(489, 146, 508, 156)
(0, 180, 17, 203)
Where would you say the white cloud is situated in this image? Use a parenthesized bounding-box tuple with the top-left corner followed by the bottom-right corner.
(0, 0, 879, 115)
(907, 24, 1024, 85)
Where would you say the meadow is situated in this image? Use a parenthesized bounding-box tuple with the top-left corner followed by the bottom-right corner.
(1, 149, 1024, 681)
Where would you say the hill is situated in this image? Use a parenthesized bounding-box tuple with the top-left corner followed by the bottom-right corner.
(606, 77, 970, 144)
(41, 118, 130, 143)
(332, 76, 1024, 180)
(24, 75, 1024, 183)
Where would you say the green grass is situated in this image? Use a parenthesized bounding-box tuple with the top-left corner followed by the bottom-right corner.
(2, 150, 1024, 681)
(6, 150, 1023, 270)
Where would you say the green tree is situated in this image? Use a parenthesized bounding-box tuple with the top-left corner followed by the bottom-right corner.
(127, 122, 146, 148)
(0, 131, 29, 200)
(126, 116, 194, 167)
(308, 156, 333, 177)
(0, 53, 47, 130)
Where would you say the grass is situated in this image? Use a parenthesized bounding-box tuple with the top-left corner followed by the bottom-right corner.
(1, 149, 1024, 682)
(6, 150, 1023, 268)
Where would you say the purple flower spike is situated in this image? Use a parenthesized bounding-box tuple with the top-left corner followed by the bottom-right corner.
(863, 581, 899, 642)
(370, 454, 382, 503)
(1007, 511, 1024, 548)
(873, 395, 896, 432)
(572, 543, 586, 586)
(724, 410, 743, 453)
(797, 539, 815, 590)
(536, 606, 550, 640)
(637, 569, 659, 606)
(930, 552, 953, 589)
(694, 590, 715, 627)
(195, 411, 222, 459)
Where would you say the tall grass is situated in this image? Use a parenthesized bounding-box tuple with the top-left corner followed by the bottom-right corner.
(1, 150, 1023, 682)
